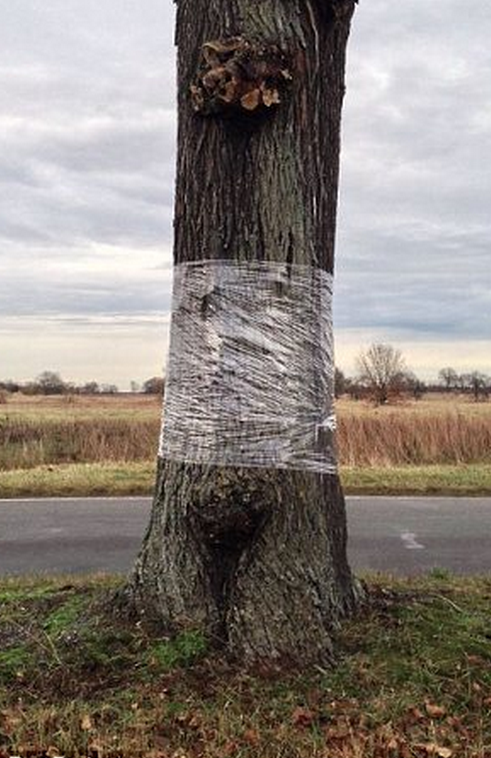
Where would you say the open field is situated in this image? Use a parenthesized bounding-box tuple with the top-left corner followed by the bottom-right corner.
(0, 572, 489, 757)
(0, 393, 161, 422)
(1, 393, 490, 497)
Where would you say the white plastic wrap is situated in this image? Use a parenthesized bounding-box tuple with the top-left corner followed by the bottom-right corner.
(159, 260, 337, 474)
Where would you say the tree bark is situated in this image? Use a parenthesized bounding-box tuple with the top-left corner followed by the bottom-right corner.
(123, 0, 360, 666)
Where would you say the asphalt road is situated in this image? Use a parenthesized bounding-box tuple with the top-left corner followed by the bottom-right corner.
(0, 496, 490, 577)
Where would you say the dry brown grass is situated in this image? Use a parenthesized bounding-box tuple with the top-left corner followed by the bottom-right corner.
(0, 417, 160, 470)
(337, 410, 491, 466)
(3, 392, 160, 421)
(1, 393, 490, 471)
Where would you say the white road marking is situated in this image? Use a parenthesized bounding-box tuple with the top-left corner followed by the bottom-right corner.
(400, 531, 425, 550)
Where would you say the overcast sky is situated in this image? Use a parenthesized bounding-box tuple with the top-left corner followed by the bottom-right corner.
(1, 0, 490, 388)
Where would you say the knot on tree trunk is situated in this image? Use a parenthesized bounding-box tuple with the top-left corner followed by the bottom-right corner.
(190, 37, 292, 118)
(189, 468, 271, 550)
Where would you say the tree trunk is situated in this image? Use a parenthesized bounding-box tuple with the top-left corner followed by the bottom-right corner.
(123, 0, 360, 666)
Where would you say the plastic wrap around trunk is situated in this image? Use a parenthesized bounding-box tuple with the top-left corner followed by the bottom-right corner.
(158, 260, 337, 474)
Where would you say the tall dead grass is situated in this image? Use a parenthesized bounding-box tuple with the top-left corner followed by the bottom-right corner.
(337, 411, 491, 466)
(1, 406, 490, 470)
(0, 418, 160, 471)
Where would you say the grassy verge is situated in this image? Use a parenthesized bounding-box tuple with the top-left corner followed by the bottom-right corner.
(341, 464, 491, 496)
(0, 462, 156, 498)
(1, 462, 491, 499)
(0, 573, 489, 757)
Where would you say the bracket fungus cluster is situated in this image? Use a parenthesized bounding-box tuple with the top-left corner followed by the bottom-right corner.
(190, 37, 292, 117)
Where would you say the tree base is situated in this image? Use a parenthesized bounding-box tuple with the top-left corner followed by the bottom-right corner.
(120, 460, 362, 667)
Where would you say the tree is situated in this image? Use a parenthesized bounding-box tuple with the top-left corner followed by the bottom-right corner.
(142, 376, 165, 395)
(35, 371, 67, 395)
(334, 367, 348, 398)
(401, 370, 426, 400)
(79, 381, 100, 395)
(438, 367, 459, 393)
(121, 0, 360, 666)
(462, 371, 489, 402)
(356, 343, 406, 405)
(100, 383, 118, 395)
(0, 380, 20, 394)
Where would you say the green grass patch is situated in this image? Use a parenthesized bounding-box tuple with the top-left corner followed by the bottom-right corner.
(43, 593, 91, 636)
(0, 461, 156, 498)
(1, 461, 491, 498)
(341, 463, 491, 496)
(147, 630, 208, 671)
(0, 645, 33, 681)
(0, 573, 489, 757)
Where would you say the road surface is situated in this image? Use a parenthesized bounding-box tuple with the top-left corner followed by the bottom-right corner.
(0, 496, 490, 576)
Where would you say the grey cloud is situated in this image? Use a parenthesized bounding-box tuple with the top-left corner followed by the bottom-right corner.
(0, 0, 176, 261)
(0, 0, 490, 382)
(0, 108, 175, 248)
(334, 0, 491, 353)
(0, 268, 171, 318)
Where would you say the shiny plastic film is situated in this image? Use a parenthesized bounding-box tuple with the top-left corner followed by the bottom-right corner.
(159, 260, 337, 474)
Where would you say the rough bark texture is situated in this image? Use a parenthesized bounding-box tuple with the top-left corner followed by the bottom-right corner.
(123, 0, 360, 666)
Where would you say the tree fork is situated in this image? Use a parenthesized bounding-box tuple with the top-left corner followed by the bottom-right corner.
(121, 0, 361, 667)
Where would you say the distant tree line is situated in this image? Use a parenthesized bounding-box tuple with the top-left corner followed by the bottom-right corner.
(0, 351, 488, 406)
(335, 344, 490, 405)
(437, 367, 490, 402)
(0, 371, 165, 398)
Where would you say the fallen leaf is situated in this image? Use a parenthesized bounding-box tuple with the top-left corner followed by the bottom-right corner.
(188, 714, 201, 728)
(466, 655, 483, 665)
(409, 707, 425, 721)
(243, 728, 260, 746)
(81, 714, 93, 731)
(417, 743, 453, 758)
(0, 709, 23, 731)
(425, 702, 447, 718)
(292, 706, 315, 728)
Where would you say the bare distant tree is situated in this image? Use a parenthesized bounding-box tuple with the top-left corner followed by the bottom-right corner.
(357, 343, 406, 405)
(142, 376, 165, 395)
(100, 383, 118, 395)
(401, 370, 426, 400)
(438, 367, 459, 392)
(35, 371, 67, 395)
(0, 380, 20, 394)
(334, 367, 347, 398)
(79, 381, 100, 395)
(462, 371, 489, 402)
